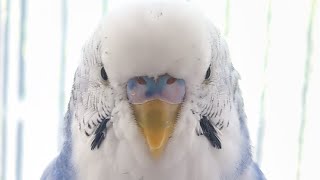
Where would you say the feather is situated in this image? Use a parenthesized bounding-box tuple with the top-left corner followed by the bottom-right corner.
(199, 116, 222, 149)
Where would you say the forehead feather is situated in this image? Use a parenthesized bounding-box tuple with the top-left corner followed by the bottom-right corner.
(100, 1, 212, 85)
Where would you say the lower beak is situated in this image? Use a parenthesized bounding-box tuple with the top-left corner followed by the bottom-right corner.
(132, 100, 181, 158)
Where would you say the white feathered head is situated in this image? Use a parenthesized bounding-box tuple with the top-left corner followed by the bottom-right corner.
(69, 1, 250, 177)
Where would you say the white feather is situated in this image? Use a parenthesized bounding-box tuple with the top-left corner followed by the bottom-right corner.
(100, 1, 211, 85)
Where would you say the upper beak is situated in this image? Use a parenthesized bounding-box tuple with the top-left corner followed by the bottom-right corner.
(132, 100, 180, 158)
(127, 74, 186, 158)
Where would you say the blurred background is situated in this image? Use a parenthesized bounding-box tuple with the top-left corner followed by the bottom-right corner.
(0, 0, 319, 179)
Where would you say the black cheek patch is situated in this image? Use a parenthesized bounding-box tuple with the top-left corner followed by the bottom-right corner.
(205, 66, 211, 80)
(199, 116, 222, 149)
(91, 118, 110, 150)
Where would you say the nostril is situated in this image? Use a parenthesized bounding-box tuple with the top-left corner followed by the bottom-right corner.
(167, 77, 176, 85)
(137, 77, 147, 85)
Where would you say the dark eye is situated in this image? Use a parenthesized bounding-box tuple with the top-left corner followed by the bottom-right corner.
(101, 67, 108, 81)
(205, 66, 211, 80)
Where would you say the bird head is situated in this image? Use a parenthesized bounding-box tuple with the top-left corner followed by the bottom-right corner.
(70, 1, 243, 169)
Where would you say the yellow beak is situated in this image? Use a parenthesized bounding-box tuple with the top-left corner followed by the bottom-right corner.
(132, 100, 181, 158)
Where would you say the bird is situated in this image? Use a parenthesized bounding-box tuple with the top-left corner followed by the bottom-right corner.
(41, 1, 266, 180)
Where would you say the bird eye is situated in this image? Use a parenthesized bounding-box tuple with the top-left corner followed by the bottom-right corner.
(101, 67, 108, 81)
(205, 66, 211, 80)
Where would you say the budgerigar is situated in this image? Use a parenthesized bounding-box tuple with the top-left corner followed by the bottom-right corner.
(42, 1, 266, 180)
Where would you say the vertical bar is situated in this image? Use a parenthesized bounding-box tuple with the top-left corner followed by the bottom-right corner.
(0, 0, 4, 179)
(15, 121, 23, 180)
(16, 0, 27, 178)
(224, 0, 230, 36)
(256, 0, 272, 165)
(102, 0, 108, 15)
(0, 0, 2, 42)
(18, 0, 26, 99)
(58, 0, 67, 149)
(296, 0, 317, 179)
(0, 0, 2, 178)
(1, 0, 10, 179)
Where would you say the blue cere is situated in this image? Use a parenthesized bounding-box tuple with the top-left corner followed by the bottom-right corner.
(127, 75, 174, 97)
(127, 74, 186, 104)
(144, 77, 158, 97)
(127, 79, 137, 90)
